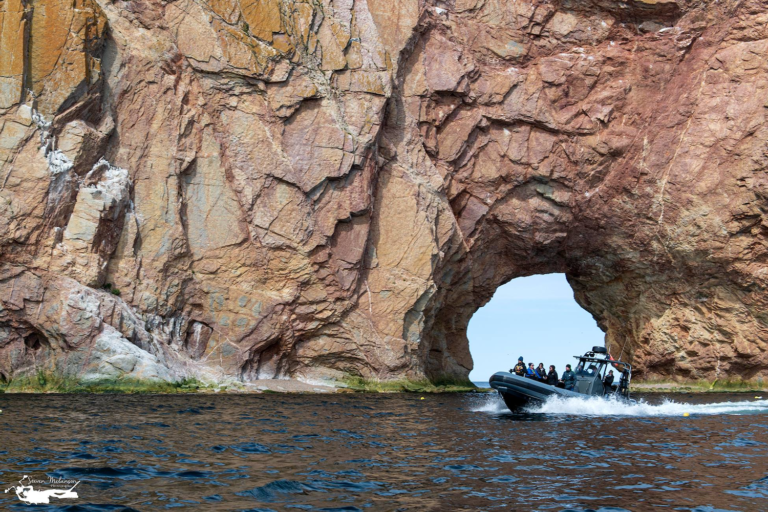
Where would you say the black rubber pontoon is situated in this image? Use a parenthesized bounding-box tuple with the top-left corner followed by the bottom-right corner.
(490, 372, 582, 410)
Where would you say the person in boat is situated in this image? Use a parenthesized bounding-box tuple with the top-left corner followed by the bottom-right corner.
(526, 363, 537, 378)
(547, 365, 558, 385)
(535, 363, 547, 381)
(512, 357, 526, 376)
(562, 364, 576, 390)
(603, 370, 615, 388)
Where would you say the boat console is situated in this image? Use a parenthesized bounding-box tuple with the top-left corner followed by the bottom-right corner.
(572, 346, 632, 399)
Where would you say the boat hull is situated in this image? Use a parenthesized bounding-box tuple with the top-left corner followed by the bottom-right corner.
(489, 372, 583, 411)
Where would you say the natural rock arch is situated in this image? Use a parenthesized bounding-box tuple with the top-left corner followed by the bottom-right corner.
(370, 0, 768, 383)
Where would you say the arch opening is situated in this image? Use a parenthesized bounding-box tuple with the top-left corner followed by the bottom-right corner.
(467, 274, 606, 384)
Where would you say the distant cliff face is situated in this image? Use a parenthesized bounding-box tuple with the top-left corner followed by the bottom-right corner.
(0, 0, 766, 385)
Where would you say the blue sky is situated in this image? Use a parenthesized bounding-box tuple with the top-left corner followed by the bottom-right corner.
(468, 273, 605, 382)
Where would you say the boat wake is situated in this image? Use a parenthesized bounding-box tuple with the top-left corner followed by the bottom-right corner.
(473, 394, 768, 417)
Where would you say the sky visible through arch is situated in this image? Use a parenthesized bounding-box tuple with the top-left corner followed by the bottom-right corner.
(468, 273, 606, 383)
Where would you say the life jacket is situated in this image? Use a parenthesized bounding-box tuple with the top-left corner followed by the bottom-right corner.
(513, 362, 526, 375)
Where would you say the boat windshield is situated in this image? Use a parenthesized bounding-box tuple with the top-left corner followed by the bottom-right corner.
(575, 361, 602, 377)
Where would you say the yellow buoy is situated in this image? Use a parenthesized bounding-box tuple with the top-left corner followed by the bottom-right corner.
(420, 397, 425, 400)
(683, 412, 690, 417)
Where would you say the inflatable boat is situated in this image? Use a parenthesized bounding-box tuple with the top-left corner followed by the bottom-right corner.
(490, 347, 632, 412)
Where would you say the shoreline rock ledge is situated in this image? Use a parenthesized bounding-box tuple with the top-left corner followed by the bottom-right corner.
(0, 0, 767, 387)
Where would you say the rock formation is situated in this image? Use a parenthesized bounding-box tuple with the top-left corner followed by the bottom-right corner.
(0, 0, 766, 385)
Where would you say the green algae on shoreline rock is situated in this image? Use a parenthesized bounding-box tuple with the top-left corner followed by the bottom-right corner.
(6, 373, 764, 395)
(0, 373, 489, 394)
(0, 373, 215, 394)
(339, 376, 484, 393)
(632, 378, 768, 393)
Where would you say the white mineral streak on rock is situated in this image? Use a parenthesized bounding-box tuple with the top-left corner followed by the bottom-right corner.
(31, 109, 51, 144)
(46, 150, 74, 175)
(31, 108, 74, 176)
(86, 158, 130, 205)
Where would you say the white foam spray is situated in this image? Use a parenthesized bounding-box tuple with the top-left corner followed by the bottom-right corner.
(473, 395, 515, 415)
(473, 393, 768, 417)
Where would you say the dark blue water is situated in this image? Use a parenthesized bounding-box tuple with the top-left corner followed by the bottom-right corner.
(1, 392, 767, 511)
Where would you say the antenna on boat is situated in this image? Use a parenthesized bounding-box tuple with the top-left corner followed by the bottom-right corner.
(617, 336, 629, 361)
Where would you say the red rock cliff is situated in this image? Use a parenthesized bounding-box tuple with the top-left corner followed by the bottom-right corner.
(0, 0, 766, 384)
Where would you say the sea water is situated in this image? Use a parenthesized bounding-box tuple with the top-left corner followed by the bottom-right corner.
(1, 392, 767, 511)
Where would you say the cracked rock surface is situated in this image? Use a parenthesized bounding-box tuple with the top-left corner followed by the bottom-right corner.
(0, 0, 766, 384)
